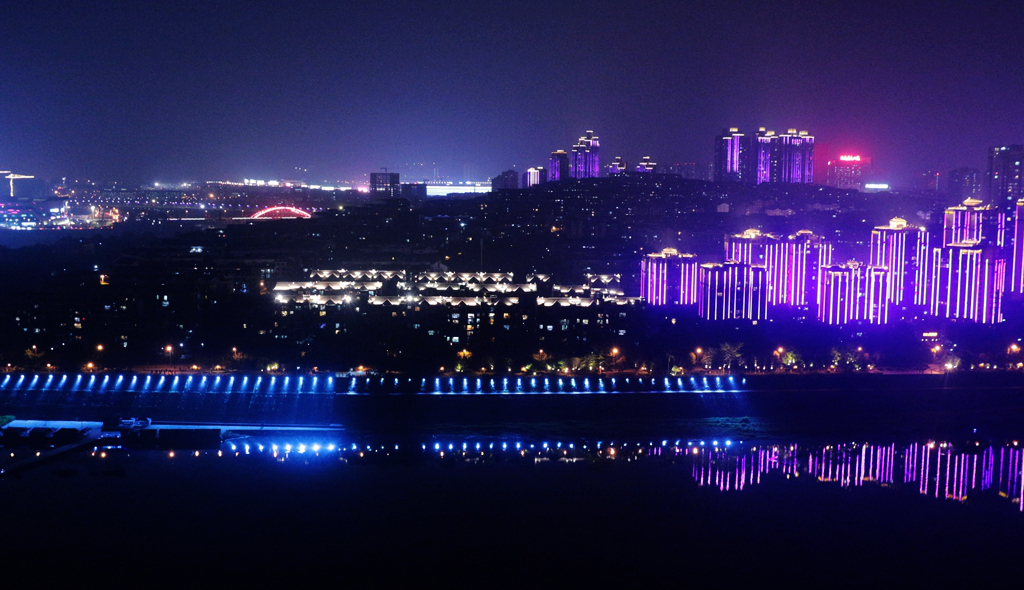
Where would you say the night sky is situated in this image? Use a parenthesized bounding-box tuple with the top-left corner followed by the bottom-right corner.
(2, 0, 1022, 187)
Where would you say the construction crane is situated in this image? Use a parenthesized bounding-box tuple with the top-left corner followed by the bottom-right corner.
(5, 173, 34, 197)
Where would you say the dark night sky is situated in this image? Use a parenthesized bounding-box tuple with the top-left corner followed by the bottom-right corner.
(1, 0, 1022, 187)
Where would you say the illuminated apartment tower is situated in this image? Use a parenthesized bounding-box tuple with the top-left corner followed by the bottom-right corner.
(751, 128, 773, 184)
(818, 262, 864, 325)
(607, 156, 627, 175)
(640, 248, 699, 305)
(635, 156, 657, 174)
(725, 229, 785, 306)
(697, 262, 768, 321)
(930, 245, 1005, 323)
(930, 199, 1008, 323)
(570, 131, 600, 179)
(942, 198, 1006, 248)
(869, 218, 931, 314)
(988, 145, 1024, 215)
(780, 230, 833, 313)
(769, 129, 815, 184)
(862, 266, 891, 325)
(1013, 200, 1024, 293)
(713, 128, 747, 183)
(521, 167, 547, 188)
(548, 150, 570, 182)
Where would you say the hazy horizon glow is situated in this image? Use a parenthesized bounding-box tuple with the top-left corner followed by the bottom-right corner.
(2, 1, 1022, 187)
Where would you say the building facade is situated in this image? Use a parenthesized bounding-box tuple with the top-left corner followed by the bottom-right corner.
(570, 131, 600, 179)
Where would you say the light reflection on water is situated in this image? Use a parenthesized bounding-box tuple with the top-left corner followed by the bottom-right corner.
(86, 435, 1024, 513)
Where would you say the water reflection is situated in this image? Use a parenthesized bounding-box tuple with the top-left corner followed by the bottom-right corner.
(73, 434, 1024, 513)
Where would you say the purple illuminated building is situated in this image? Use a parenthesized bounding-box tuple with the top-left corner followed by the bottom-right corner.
(928, 198, 1008, 323)
(942, 198, 1005, 248)
(818, 262, 863, 325)
(752, 128, 773, 185)
(714, 127, 814, 185)
(781, 230, 832, 313)
(713, 128, 747, 183)
(697, 262, 767, 321)
(930, 244, 1005, 323)
(570, 131, 600, 179)
(607, 156, 627, 175)
(725, 229, 786, 306)
(635, 156, 657, 174)
(862, 266, 891, 325)
(548, 150, 570, 182)
(1013, 200, 1024, 293)
(640, 248, 698, 305)
(521, 167, 547, 188)
(769, 129, 814, 184)
(869, 218, 930, 317)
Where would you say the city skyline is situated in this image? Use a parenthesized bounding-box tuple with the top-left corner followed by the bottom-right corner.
(2, 1, 1023, 186)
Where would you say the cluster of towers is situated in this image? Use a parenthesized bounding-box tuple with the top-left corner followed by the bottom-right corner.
(548, 130, 601, 182)
(641, 198, 1024, 325)
(713, 127, 815, 185)
(493, 130, 602, 190)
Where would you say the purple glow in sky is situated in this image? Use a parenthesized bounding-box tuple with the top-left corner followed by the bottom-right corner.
(1, 1, 1022, 185)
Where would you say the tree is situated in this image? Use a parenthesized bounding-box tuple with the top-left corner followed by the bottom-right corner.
(719, 342, 744, 370)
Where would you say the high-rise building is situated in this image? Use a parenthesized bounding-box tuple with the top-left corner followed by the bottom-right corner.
(869, 218, 930, 313)
(780, 230, 832, 313)
(548, 150, 570, 182)
(1012, 200, 1024, 293)
(570, 131, 600, 179)
(929, 198, 1008, 323)
(751, 128, 773, 185)
(713, 128, 747, 183)
(942, 198, 1005, 248)
(725, 229, 785, 305)
(399, 182, 427, 206)
(930, 244, 1005, 323)
(607, 156, 627, 175)
(522, 167, 547, 188)
(640, 248, 699, 306)
(987, 145, 1024, 214)
(491, 170, 519, 190)
(635, 156, 657, 174)
(369, 172, 400, 198)
(697, 262, 768, 321)
(714, 127, 814, 185)
(769, 129, 814, 184)
(947, 167, 984, 200)
(826, 155, 871, 190)
(818, 262, 864, 325)
(862, 266, 891, 325)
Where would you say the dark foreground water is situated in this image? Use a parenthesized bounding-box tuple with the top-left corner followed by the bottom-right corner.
(4, 375, 1024, 583)
(3, 429, 1024, 584)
